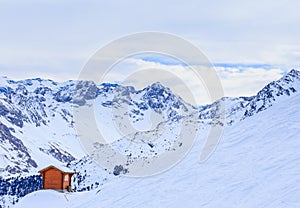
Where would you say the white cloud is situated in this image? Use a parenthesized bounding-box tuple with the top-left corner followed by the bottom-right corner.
(101, 58, 211, 105)
(216, 66, 284, 97)
(0, 0, 300, 79)
(100, 58, 287, 105)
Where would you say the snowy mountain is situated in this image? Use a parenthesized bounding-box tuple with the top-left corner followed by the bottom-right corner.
(0, 69, 300, 207)
(0, 76, 197, 207)
(199, 69, 300, 124)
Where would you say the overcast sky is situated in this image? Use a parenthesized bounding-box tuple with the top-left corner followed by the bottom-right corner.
(0, 0, 299, 103)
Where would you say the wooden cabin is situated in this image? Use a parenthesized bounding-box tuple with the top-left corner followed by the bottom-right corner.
(39, 165, 75, 191)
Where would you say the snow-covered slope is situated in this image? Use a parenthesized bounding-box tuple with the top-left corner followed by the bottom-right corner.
(0, 76, 199, 207)
(14, 190, 69, 208)
(0, 69, 300, 208)
(15, 79, 300, 207)
(199, 69, 300, 124)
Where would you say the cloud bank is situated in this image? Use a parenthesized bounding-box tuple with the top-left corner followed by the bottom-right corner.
(100, 57, 285, 105)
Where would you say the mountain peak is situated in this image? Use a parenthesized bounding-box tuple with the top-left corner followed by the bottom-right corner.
(145, 82, 173, 95)
(275, 68, 300, 86)
(288, 69, 300, 77)
(149, 82, 166, 88)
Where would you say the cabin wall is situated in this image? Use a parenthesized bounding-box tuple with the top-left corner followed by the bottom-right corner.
(43, 168, 63, 190)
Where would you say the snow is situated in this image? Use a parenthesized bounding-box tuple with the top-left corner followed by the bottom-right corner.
(14, 91, 300, 208)
(38, 164, 74, 173)
(2, 70, 300, 207)
(14, 190, 68, 208)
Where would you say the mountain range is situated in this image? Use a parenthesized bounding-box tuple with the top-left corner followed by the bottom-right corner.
(0, 69, 300, 207)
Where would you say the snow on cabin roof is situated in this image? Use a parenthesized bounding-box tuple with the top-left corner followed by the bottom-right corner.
(38, 165, 75, 174)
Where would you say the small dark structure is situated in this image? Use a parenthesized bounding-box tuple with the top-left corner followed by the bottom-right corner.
(39, 165, 75, 191)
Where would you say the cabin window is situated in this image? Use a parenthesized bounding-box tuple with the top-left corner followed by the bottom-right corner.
(64, 175, 69, 182)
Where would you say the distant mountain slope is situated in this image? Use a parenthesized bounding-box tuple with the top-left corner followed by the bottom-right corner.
(199, 69, 300, 123)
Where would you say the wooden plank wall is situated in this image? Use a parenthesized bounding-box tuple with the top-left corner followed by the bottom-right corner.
(44, 168, 63, 190)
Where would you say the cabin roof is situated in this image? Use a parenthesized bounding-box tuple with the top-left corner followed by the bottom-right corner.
(38, 165, 75, 174)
